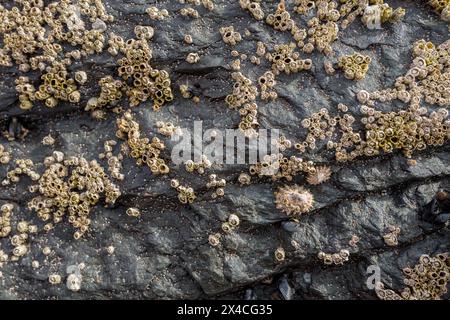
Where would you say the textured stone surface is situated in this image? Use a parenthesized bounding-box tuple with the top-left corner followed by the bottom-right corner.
(0, 0, 449, 299)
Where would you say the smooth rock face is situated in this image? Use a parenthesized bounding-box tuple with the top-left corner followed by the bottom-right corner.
(0, 1, 448, 300)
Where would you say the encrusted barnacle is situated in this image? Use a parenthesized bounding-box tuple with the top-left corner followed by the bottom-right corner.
(306, 165, 332, 185)
(126, 207, 141, 218)
(156, 121, 181, 137)
(221, 222, 233, 233)
(274, 247, 286, 262)
(275, 185, 314, 216)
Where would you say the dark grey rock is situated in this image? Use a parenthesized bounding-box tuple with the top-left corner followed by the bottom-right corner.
(0, 0, 448, 300)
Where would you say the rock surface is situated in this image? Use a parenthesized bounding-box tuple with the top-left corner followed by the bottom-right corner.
(0, 0, 449, 299)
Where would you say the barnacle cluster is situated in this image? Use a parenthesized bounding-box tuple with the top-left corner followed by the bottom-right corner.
(112, 37, 174, 110)
(225, 72, 260, 137)
(274, 185, 314, 216)
(15, 65, 80, 110)
(146, 6, 169, 20)
(220, 26, 242, 46)
(238, 102, 259, 138)
(0, 145, 11, 165)
(258, 71, 278, 101)
(317, 249, 350, 265)
(428, 0, 450, 21)
(0, 204, 13, 238)
(86, 76, 124, 113)
(26, 151, 120, 239)
(383, 225, 400, 246)
(303, 18, 339, 56)
(338, 52, 372, 80)
(266, 43, 312, 75)
(2, 159, 40, 186)
(206, 174, 226, 199)
(339, 0, 404, 29)
(116, 111, 169, 175)
(221, 213, 240, 234)
(298, 42, 449, 162)
(156, 121, 181, 137)
(9, 219, 38, 262)
(1, 0, 113, 109)
(239, 0, 265, 20)
(185, 156, 212, 174)
(361, 2, 406, 28)
(274, 135, 292, 152)
(376, 253, 450, 300)
(180, 7, 200, 19)
(99, 140, 124, 181)
(170, 179, 196, 204)
(250, 154, 316, 181)
(180, 0, 215, 11)
(266, 1, 295, 32)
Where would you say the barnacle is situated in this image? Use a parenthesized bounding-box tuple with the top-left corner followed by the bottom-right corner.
(126, 207, 141, 218)
(238, 173, 251, 185)
(306, 165, 332, 185)
(0, 145, 11, 165)
(275, 247, 286, 262)
(186, 52, 200, 64)
(275, 185, 314, 216)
